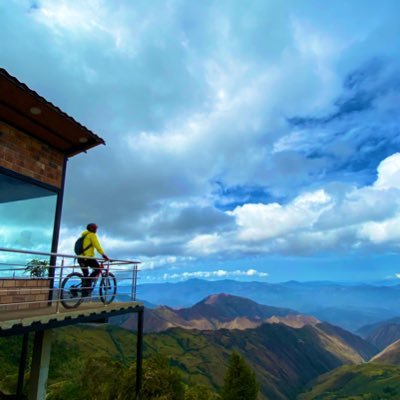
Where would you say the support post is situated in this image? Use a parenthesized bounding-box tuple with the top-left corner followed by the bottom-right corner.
(136, 307, 144, 399)
(48, 157, 67, 303)
(17, 333, 29, 398)
(28, 330, 52, 400)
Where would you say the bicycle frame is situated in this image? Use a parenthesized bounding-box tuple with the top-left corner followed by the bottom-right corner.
(89, 261, 108, 290)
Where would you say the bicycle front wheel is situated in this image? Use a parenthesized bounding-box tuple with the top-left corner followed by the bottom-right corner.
(99, 272, 117, 304)
(61, 272, 84, 309)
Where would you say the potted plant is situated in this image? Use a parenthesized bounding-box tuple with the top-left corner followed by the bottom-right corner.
(24, 259, 49, 278)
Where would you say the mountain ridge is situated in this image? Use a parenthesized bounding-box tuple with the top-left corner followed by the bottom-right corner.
(117, 293, 300, 332)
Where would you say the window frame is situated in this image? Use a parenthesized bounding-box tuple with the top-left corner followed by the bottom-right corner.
(0, 161, 66, 297)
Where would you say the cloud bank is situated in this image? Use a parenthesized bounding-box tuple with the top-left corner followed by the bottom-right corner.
(2, 0, 400, 279)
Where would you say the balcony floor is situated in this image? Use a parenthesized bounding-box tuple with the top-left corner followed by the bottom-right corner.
(0, 301, 142, 336)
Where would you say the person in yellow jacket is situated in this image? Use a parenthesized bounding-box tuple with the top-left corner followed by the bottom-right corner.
(79, 223, 109, 297)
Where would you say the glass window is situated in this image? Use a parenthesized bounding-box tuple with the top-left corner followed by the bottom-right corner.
(0, 173, 58, 275)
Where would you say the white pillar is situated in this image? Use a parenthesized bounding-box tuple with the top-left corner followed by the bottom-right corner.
(28, 330, 52, 400)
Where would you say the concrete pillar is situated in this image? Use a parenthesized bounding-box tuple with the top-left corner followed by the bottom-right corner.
(28, 330, 52, 400)
(16, 333, 29, 397)
(136, 307, 144, 399)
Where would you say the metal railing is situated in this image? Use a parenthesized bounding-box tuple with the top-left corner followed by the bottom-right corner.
(0, 247, 140, 315)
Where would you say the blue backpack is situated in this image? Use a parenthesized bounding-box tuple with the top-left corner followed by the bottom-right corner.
(74, 233, 92, 255)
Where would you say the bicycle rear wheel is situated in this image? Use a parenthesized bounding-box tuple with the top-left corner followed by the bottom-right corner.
(61, 272, 84, 309)
(99, 272, 117, 304)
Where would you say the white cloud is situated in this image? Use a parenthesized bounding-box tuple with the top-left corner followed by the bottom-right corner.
(374, 153, 400, 190)
(357, 217, 400, 244)
(220, 153, 400, 254)
(186, 233, 224, 255)
(33, 1, 103, 33)
(31, 0, 145, 56)
(162, 268, 268, 281)
(229, 189, 332, 241)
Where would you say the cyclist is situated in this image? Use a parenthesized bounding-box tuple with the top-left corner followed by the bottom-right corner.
(78, 223, 109, 297)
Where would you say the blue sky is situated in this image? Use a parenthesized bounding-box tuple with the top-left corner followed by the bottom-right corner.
(1, 0, 400, 283)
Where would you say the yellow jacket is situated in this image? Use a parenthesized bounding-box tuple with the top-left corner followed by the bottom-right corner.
(81, 230, 105, 258)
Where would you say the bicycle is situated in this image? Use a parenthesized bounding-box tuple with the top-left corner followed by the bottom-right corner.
(60, 260, 117, 309)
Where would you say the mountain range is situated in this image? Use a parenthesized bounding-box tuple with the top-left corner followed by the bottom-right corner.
(0, 293, 400, 400)
(0, 319, 377, 400)
(110, 292, 379, 398)
(136, 278, 400, 331)
(143, 321, 377, 399)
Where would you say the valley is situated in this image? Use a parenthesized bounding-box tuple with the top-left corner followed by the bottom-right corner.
(4, 287, 400, 399)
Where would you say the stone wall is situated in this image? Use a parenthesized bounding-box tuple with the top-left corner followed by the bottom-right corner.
(0, 278, 51, 311)
(0, 121, 64, 188)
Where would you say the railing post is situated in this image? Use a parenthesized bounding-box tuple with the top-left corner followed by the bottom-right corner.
(55, 257, 64, 313)
(131, 263, 136, 301)
(104, 261, 110, 307)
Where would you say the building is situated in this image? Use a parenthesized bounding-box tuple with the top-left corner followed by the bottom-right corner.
(0, 68, 143, 399)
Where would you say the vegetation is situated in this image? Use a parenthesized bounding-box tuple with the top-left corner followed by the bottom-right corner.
(44, 354, 227, 400)
(298, 363, 400, 399)
(128, 356, 185, 400)
(0, 322, 391, 400)
(24, 259, 49, 277)
(0, 327, 221, 400)
(0, 323, 362, 399)
(0, 335, 26, 395)
(0, 324, 286, 398)
(47, 349, 258, 400)
(184, 384, 220, 400)
(221, 352, 259, 400)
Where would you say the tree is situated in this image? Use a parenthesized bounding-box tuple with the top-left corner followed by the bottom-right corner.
(79, 356, 125, 400)
(118, 355, 185, 400)
(24, 259, 49, 277)
(184, 384, 220, 400)
(221, 352, 259, 400)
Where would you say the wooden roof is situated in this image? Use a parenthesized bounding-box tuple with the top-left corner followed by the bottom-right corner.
(0, 68, 105, 157)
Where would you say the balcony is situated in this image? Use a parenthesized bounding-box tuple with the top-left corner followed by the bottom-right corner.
(0, 247, 142, 336)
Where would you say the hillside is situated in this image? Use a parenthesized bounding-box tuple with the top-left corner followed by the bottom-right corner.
(357, 316, 400, 337)
(115, 293, 299, 332)
(143, 322, 377, 399)
(367, 324, 400, 351)
(298, 363, 400, 399)
(316, 323, 378, 361)
(370, 339, 400, 365)
(108, 293, 376, 398)
(357, 317, 400, 350)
